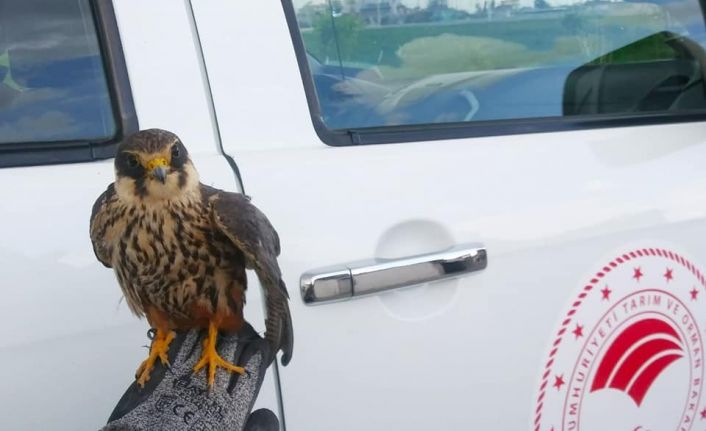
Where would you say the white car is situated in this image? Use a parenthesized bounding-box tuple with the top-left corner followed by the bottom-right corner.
(3, 0, 706, 430)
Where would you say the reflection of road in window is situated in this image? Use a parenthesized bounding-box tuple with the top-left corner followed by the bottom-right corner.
(291, 0, 706, 129)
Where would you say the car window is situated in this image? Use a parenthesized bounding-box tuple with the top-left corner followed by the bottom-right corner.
(289, 0, 706, 132)
(0, 0, 116, 144)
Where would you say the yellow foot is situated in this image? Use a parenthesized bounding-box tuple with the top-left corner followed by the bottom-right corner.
(193, 322, 245, 387)
(135, 329, 175, 387)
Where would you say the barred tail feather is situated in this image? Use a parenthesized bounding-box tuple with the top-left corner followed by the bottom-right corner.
(264, 279, 294, 366)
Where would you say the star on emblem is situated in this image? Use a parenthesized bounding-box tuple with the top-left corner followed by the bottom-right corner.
(601, 286, 612, 300)
(572, 324, 584, 339)
(700, 407, 706, 419)
(691, 287, 699, 301)
(553, 374, 565, 391)
(633, 267, 644, 281)
(664, 268, 674, 282)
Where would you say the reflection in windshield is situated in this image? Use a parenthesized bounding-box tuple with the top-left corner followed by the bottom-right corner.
(293, 0, 706, 129)
(0, 0, 115, 144)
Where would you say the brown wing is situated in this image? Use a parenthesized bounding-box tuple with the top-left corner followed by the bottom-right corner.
(205, 186, 293, 366)
(89, 183, 117, 268)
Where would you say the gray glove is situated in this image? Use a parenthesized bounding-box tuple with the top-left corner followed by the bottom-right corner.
(102, 324, 278, 431)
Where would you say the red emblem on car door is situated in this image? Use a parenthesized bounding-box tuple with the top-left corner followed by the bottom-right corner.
(534, 248, 706, 431)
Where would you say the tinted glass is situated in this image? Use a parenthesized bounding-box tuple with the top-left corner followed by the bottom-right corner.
(0, 0, 116, 144)
(292, 0, 706, 130)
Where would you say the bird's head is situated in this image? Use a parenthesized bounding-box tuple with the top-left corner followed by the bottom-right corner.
(114, 129, 199, 202)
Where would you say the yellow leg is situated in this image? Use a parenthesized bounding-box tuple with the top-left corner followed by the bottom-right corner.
(193, 321, 245, 386)
(135, 328, 175, 387)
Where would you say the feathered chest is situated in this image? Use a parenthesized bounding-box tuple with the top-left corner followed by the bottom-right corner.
(110, 201, 242, 310)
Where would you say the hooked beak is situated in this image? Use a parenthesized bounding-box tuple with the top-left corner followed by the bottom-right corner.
(146, 158, 168, 184)
(152, 165, 167, 184)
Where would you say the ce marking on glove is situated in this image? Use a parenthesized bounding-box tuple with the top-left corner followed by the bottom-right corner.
(154, 395, 195, 425)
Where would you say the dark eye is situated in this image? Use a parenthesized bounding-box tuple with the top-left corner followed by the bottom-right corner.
(125, 154, 139, 168)
(171, 145, 180, 159)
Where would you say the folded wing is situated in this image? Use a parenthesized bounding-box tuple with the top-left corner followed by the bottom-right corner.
(207, 187, 293, 366)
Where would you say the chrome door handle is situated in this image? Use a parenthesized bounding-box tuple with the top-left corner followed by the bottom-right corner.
(300, 244, 487, 305)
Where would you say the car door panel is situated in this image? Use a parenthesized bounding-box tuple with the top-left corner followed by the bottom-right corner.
(225, 123, 706, 429)
(197, 1, 706, 429)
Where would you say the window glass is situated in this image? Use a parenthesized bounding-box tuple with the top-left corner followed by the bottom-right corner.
(0, 0, 116, 144)
(291, 0, 706, 130)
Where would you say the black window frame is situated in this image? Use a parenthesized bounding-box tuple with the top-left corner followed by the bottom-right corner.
(281, 0, 706, 147)
(0, 0, 138, 168)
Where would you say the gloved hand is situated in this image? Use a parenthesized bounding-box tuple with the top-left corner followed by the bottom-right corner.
(102, 323, 279, 431)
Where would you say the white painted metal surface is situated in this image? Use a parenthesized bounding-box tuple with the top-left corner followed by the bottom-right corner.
(189, 0, 315, 152)
(192, 1, 706, 429)
(222, 123, 706, 430)
(111, 0, 219, 156)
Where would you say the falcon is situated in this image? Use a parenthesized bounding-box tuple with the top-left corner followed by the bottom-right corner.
(90, 129, 293, 387)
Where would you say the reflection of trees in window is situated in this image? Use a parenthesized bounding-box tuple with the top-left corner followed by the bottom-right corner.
(298, 0, 698, 73)
(535, 0, 551, 9)
(293, 0, 706, 129)
(313, 11, 363, 62)
(296, 2, 331, 29)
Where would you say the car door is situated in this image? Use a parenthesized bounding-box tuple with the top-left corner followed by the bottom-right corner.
(0, 1, 280, 429)
(194, 1, 706, 430)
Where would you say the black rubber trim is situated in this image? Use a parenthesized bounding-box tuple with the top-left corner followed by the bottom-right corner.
(280, 0, 349, 147)
(0, 0, 138, 168)
(347, 111, 706, 145)
(280, 0, 706, 147)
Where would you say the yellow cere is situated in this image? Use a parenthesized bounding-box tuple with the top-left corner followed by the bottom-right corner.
(146, 158, 168, 171)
